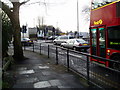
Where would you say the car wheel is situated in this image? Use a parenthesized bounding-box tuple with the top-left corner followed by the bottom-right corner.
(22, 43, 25, 46)
(53, 42, 56, 45)
(73, 47, 76, 51)
(29, 44, 31, 46)
(84, 49, 87, 52)
(61, 45, 63, 47)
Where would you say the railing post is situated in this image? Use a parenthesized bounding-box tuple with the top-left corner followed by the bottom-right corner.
(33, 43, 34, 52)
(87, 55, 90, 85)
(40, 43, 41, 54)
(67, 49, 70, 71)
(48, 45, 49, 58)
(56, 47, 58, 65)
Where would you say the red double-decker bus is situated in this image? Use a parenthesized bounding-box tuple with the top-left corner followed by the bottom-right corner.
(90, 0, 120, 70)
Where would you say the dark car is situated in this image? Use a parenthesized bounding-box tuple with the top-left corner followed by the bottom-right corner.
(21, 38, 33, 46)
(61, 38, 90, 52)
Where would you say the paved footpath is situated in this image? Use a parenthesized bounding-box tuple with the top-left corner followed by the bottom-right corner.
(9, 50, 89, 88)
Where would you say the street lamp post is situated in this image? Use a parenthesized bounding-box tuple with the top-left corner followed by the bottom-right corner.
(77, 0, 80, 38)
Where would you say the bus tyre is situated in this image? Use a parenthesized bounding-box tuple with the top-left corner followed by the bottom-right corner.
(111, 55, 120, 71)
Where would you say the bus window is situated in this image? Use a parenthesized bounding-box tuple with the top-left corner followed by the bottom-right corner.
(91, 29, 97, 55)
(99, 28, 105, 47)
(92, 29, 97, 46)
(99, 28, 106, 57)
(92, 0, 117, 9)
(108, 26, 120, 50)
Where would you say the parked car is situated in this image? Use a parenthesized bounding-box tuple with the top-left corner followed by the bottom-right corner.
(21, 38, 33, 46)
(61, 38, 90, 52)
(48, 36, 58, 40)
(53, 35, 75, 45)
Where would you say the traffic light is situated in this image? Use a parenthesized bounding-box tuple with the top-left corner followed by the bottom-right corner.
(22, 25, 27, 33)
(52, 27, 55, 35)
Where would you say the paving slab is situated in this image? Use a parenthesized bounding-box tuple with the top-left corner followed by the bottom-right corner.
(34, 81, 51, 88)
(8, 50, 87, 88)
(49, 79, 62, 86)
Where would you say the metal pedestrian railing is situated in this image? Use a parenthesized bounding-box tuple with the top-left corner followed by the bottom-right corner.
(23, 42, 120, 89)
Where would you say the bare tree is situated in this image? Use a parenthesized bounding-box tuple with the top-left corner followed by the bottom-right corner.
(1, 0, 66, 60)
(81, 5, 90, 21)
(37, 16, 41, 28)
(1, 0, 30, 60)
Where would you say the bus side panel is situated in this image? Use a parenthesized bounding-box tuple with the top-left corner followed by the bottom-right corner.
(90, 2, 119, 27)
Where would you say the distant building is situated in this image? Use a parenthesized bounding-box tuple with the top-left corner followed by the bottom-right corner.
(68, 32, 74, 36)
(79, 32, 89, 38)
(28, 27, 37, 35)
(28, 27, 37, 40)
(68, 31, 89, 39)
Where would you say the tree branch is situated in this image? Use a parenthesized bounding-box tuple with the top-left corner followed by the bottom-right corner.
(20, 0, 30, 6)
(1, 1, 13, 20)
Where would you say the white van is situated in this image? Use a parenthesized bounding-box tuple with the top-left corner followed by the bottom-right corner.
(53, 35, 75, 45)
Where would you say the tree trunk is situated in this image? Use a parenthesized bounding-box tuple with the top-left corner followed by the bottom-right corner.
(11, 3, 24, 60)
(2, 1, 31, 61)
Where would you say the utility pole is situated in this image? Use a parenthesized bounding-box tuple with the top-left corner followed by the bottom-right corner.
(77, 0, 80, 38)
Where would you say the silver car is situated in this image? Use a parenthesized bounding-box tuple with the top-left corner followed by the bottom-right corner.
(61, 38, 90, 51)
(53, 35, 75, 45)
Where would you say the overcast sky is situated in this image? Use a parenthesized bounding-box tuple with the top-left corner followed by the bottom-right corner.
(3, 0, 91, 32)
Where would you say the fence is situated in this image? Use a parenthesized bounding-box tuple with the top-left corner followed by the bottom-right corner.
(23, 42, 120, 89)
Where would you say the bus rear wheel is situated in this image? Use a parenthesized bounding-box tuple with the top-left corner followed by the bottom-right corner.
(110, 55, 120, 71)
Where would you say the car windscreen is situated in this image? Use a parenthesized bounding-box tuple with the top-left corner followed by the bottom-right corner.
(76, 39, 87, 43)
(69, 36, 75, 39)
(22, 38, 30, 41)
(60, 36, 68, 39)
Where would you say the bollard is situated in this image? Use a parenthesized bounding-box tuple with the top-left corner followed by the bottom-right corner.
(48, 45, 49, 58)
(67, 49, 70, 71)
(87, 55, 90, 85)
(40, 43, 41, 54)
(56, 47, 58, 65)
